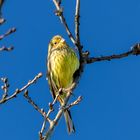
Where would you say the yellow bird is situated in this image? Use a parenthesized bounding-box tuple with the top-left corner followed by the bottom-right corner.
(47, 35, 79, 133)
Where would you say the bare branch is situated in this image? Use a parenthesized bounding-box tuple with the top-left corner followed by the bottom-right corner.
(131, 43, 140, 55)
(74, 0, 84, 73)
(38, 91, 64, 140)
(23, 90, 50, 140)
(1, 77, 9, 99)
(66, 96, 82, 110)
(75, 0, 80, 43)
(24, 88, 54, 120)
(0, 18, 5, 25)
(0, 46, 14, 51)
(0, 73, 42, 104)
(23, 89, 53, 140)
(87, 50, 133, 63)
(44, 90, 72, 140)
(39, 119, 47, 140)
(43, 85, 83, 140)
(57, 0, 62, 6)
(86, 43, 140, 64)
(44, 91, 82, 140)
(73, 0, 85, 89)
(24, 90, 46, 118)
(0, 27, 16, 40)
(52, 0, 76, 45)
(23, 87, 64, 140)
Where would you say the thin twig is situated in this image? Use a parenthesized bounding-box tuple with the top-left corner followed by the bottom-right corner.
(0, 73, 42, 104)
(0, 18, 5, 25)
(0, 27, 16, 40)
(44, 90, 72, 140)
(23, 90, 50, 140)
(86, 43, 140, 64)
(39, 91, 63, 140)
(56, 0, 62, 6)
(53, 0, 76, 45)
(23, 87, 62, 140)
(74, 0, 85, 91)
(74, 0, 84, 73)
(44, 83, 82, 140)
(39, 119, 47, 140)
(24, 90, 46, 118)
(86, 51, 132, 63)
(75, 0, 80, 43)
(1, 77, 9, 99)
(65, 96, 82, 110)
(23, 89, 49, 140)
(44, 90, 83, 140)
(0, 46, 14, 51)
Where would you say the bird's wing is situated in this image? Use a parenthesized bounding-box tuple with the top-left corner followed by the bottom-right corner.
(47, 54, 57, 99)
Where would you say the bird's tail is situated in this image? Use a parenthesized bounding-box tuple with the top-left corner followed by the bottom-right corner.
(64, 109, 75, 134)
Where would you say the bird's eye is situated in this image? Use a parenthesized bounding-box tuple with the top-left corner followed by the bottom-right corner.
(54, 42, 57, 45)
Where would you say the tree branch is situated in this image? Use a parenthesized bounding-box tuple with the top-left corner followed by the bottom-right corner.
(0, 18, 5, 25)
(44, 90, 72, 140)
(53, 0, 76, 45)
(0, 27, 16, 40)
(65, 96, 82, 110)
(23, 87, 63, 140)
(43, 1, 83, 139)
(1, 77, 9, 99)
(75, 0, 80, 43)
(24, 90, 46, 118)
(0, 46, 14, 51)
(0, 73, 42, 104)
(86, 43, 140, 64)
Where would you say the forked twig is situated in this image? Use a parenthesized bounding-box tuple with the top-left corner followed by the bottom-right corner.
(0, 73, 42, 104)
(0, 46, 14, 51)
(1, 77, 9, 99)
(23, 87, 63, 140)
(66, 96, 82, 110)
(24, 90, 46, 118)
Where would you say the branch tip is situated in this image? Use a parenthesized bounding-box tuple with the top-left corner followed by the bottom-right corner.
(0, 18, 5, 24)
(49, 102, 54, 111)
(0, 46, 14, 51)
(131, 43, 140, 55)
(24, 90, 28, 97)
(38, 72, 43, 78)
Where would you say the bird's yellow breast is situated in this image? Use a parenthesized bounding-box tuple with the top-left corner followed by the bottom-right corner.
(50, 47, 79, 89)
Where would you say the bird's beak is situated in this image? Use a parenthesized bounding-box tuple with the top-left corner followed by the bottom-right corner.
(60, 38, 65, 43)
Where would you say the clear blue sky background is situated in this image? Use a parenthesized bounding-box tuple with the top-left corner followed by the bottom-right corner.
(0, 0, 140, 140)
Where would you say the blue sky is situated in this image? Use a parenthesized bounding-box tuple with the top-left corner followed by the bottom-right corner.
(1, 0, 140, 140)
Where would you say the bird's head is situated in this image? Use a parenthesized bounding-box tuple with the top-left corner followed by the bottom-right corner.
(49, 35, 66, 50)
